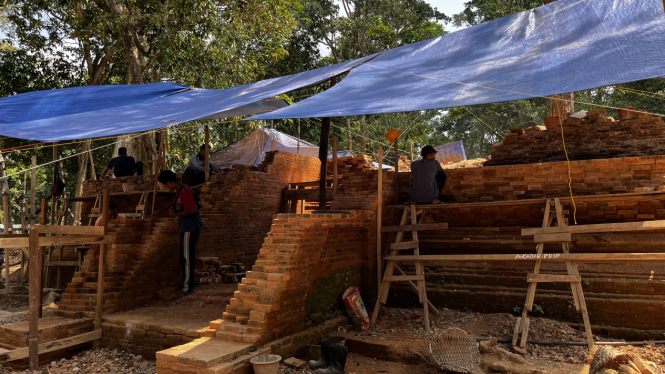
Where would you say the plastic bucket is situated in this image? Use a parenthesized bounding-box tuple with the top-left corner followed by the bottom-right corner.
(122, 183, 136, 192)
(542, 116, 561, 129)
(249, 354, 281, 374)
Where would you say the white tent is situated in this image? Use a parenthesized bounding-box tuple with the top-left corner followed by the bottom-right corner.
(210, 128, 319, 169)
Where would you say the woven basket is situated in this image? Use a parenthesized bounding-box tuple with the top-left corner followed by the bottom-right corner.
(429, 328, 481, 374)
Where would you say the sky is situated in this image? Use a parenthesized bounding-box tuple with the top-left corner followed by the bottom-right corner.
(428, 0, 468, 30)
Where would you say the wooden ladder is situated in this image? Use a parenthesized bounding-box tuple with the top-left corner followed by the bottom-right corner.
(371, 204, 440, 330)
(512, 198, 594, 350)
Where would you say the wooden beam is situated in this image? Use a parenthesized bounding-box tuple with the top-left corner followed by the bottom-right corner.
(376, 145, 383, 298)
(381, 223, 448, 233)
(285, 188, 334, 201)
(384, 253, 665, 262)
(410, 143, 413, 162)
(533, 233, 572, 243)
(94, 188, 109, 348)
(527, 274, 581, 283)
(523, 220, 665, 236)
(37, 226, 105, 236)
(151, 132, 165, 216)
(28, 227, 40, 370)
(2, 194, 8, 289)
(383, 275, 425, 282)
(51, 145, 57, 225)
(31, 156, 36, 224)
(40, 199, 47, 226)
(1, 330, 101, 363)
(347, 118, 352, 154)
(332, 136, 338, 193)
(204, 126, 210, 182)
(390, 241, 419, 250)
(319, 77, 336, 210)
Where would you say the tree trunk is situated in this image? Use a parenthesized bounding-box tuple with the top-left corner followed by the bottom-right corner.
(108, 0, 143, 84)
(549, 92, 574, 120)
(112, 132, 155, 175)
(0, 153, 13, 228)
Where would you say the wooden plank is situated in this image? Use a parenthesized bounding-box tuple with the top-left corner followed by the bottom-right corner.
(523, 220, 665, 236)
(527, 274, 581, 283)
(519, 318, 530, 348)
(28, 228, 40, 370)
(533, 233, 572, 243)
(511, 317, 522, 346)
(30, 156, 36, 224)
(376, 145, 383, 297)
(420, 239, 529, 244)
(2, 195, 8, 289)
(204, 126, 210, 182)
(37, 226, 105, 235)
(390, 241, 419, 250)
(1, 330, 102, 363)
(384, 253, 665, 262)
(383, 275, 424, 282)
(44, 261, 81, 267)
(381, 223, 448, 233)
(285, 188, 334, 201)
(394, 140, 399, 204)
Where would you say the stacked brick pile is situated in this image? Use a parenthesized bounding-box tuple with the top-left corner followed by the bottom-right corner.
(397, 156, 411, 171)
(216, 211, 374, 346)
(0, 317, 94, 350)
(194, 258, 246, 284)
(394, 155, 665, 204)
(486, 116, 665, 166)
(326, 155, 377, 175)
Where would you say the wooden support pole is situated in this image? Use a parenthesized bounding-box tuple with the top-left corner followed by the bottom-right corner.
(94, 188, 110, 348)
(40, 199, 47, 226)
(28, 227, 40, 371)
(3, 194, 9, 288)
(410, 143, 414, 162)
(319, 77, 336, 210)
(31, 156, 36, 225)
(271, 138, 275, 152)
(347, 118, 352, 154)
(376, 146, 383, 294)
(87, 140, 97, 181)
(151, 132, 165, 216)
(332, 136, 338, 193)
(204, 126, 210, 183)
(394, 140, 399, 204)
(50, 145, 57, 225)
(297, 119, 301, 155)
(22, 172, 27, 233)
(361, 115, 366, 154)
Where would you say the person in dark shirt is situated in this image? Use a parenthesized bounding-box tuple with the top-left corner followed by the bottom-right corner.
(101, 147, 144, 178)
(154, 170, 202, 295)
(182, 144, 222, 186)
(408, 145, 447, 204)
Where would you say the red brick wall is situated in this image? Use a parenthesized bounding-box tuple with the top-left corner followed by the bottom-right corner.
(219, 211, 374, 345)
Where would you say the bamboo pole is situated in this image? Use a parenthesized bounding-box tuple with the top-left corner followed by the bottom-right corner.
(38, 199, 46, 319)
(31, 156, 36, 225)
(28, 226, 40, 370)
(332, 136, 338, 193)
(376, 146, 383, 295)
(93, 188, 110, 348)
(204, 126, 210, 183)
(347, 118, 352, 154)
(3, 195, 9, 289)
(410, 143, 414, 162)
(319, 77, 336, 210)
(394, 140, 399, 203)
(50, 145, 57, 225)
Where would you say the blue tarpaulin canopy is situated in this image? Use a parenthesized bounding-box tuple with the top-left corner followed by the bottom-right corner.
(0, 56, 376, 142)
(250, 0, 665, 119)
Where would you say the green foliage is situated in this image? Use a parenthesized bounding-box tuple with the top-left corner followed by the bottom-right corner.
(452, 0, 544, 27)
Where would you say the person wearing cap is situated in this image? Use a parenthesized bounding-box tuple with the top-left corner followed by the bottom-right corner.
(101, 147, 144, 178)
(153, 170, 203, 295)
(408, 145, 447, 204)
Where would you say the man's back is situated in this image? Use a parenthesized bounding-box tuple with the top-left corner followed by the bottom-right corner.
(108, 155, 136, 177)
(408, 159, 444, 203)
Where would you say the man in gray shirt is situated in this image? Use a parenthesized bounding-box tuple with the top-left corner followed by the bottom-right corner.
(182, 144, 222, 186)
(408, 145, 447, 204)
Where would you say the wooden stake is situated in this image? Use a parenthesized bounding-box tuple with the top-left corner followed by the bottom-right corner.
(28, 226, 40, 371)
(394, 140, 399, 203)
(40, 199, 47, 226)
(347, 118, 352, 154)
(410, 143, 414, 162)
(332, 136, 338, 193)
(271, 138, 275, 152)
(204, 126, 210, 183)
(361, 115, 366, 154)
(319, 77, 336, 210)
(94, 188, 110, 348)
(3, 194, 9, 289)
(151, 132, 165, 216)
(31, 156, 36, 225)
(87, 140, 97, 181)
(376, 146, 383, 297)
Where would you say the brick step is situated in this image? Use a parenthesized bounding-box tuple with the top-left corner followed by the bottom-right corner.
(155, 337, 253, 371)
(215, 330, 261, 344)
(218, 321, 250, 334)
(224, 306, 250, 316)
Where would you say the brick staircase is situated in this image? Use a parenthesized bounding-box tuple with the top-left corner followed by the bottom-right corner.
(56, 219, 180, 318)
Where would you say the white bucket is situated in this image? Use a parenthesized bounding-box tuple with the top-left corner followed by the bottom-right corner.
(249, 354, 281, 374)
